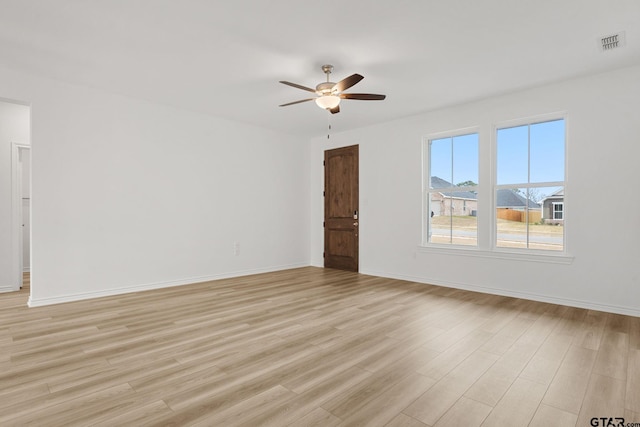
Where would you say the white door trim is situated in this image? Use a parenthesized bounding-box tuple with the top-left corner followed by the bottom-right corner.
(11, 142, 30, 292)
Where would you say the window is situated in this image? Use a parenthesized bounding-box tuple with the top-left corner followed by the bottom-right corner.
(496, 118, 565, 251)
(553, 202, 564, 220)
(425, 132, 479, 246)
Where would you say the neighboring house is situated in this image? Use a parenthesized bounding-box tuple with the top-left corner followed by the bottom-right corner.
(495, 189, 542, 223)
(541, 188, 564, 224)
(430, 176, 541, 221)
(496, 189, 541, 210)
(430, 176, 478, 216)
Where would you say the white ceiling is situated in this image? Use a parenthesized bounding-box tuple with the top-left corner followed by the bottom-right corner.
(1, 1, 639, 138)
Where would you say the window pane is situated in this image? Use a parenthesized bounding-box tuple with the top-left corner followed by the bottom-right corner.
(530, 119, 565, 183)
(553, 204, 563, 220)
(430, 137, 452, 187)
(497, 125, 528, 185)
(428, 193, 451, 244)
(496, 186, 564, 251)
(529, 186, 563, 251)
(496, 187, 529, 248)
(450, 194, 477, 246)
(452, 133, 479, 186)
(429, 191, 477, 246)
(426, 132, 478, 247)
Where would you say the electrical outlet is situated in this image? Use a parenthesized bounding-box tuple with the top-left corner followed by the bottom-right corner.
(233, 242, 239, 256)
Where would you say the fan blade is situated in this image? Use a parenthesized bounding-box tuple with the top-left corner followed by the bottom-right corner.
(340, 93, 386, 100)
(333, 74, 364, 93)
(329, 105, 340, 114)
(279, 98, 315, 107)
(279, 81, 317, 93)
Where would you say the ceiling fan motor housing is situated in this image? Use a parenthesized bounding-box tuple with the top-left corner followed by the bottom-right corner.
(316, 81, 336, 95)
(321, 64, 334, 74)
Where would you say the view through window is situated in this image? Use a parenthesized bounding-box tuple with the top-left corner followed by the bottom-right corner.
(496, 118, 565, 251)
(426, 133, 479, 246)
(424, 118, 566, 253)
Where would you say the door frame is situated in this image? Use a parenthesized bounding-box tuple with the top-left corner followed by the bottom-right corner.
(11, 142, 30, 291)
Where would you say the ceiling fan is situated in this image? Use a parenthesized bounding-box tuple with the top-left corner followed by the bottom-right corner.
(279, 64, 386, 114)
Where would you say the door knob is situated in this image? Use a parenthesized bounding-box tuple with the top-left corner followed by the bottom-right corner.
(353, 222, 358, 226)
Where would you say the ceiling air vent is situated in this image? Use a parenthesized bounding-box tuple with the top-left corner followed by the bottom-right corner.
(600, 31, 626, 51)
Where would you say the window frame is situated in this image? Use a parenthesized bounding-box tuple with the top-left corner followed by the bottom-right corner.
(422, 127, 480, 247)
(552, 202, 564, 220)
(418, 113, 572, 264)
(493, 114, 567, 253)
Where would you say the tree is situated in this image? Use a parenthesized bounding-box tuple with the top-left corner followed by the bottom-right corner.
(456, 180, 477, 194)
(513, 188, 544, 203)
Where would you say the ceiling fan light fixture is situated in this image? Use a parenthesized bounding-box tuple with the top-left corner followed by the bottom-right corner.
(315, 95, 340, 110)
(280, 65, 385, 114)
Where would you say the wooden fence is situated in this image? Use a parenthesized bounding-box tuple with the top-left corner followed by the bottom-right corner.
(496, 208, 541, 223)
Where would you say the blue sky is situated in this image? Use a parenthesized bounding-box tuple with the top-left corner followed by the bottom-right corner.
(430, 133, 478, 185)
(497, 119, 565, 185)
(430, 119, 564, 198)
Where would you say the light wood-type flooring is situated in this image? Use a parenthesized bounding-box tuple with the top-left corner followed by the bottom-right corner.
(1, 268, 639, 426)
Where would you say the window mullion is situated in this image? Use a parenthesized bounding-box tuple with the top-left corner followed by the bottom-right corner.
(450, 137, 454, 243)
(526, 125, 531, 248)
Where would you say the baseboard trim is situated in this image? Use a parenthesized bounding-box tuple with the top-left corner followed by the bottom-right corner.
(360, 268, 640, 318)
(27, 263, 309, 307)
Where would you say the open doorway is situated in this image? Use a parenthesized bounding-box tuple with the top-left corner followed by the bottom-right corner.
(14, 144, 31, 289)
(0, 99, 31, 296)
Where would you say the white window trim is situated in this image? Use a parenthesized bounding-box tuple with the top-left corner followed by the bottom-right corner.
(418, 112, 571, 264)
(491, 112, 568, 255)
(552, 202, 564, 220)
(422, 127, 480, 247)
(416, 244, 574, 264)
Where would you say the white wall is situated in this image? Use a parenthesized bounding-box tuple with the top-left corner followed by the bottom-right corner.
(0, 100, 30, 291)
(0, 65, 310, 306)
(310, 64, 640, 316)
(3, 61, 639, 314)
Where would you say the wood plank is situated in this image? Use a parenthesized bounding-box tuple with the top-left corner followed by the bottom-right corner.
(403, 350, 498, 425)
(592, 330, 629, 380)
(480, 378, 547, 427)
(528, 403, 578, 427)
(626, 349, 640, 413)
(385, 413, 429, 427)
(89, 400, 173, 427)
(432, 396, 492, 427)
(576, 373, 626, 426)
(189, 385, 297, 427)
(541, 344, 597, 414)
(288, 407, 341, 427)
(463, 363, 518, 407)
(519, 332, 572, 385)
(0, 267, 635, 426)
(321, 347, 437, 419)
(630, 316, 640, 350)
(573, 310, 607, 350)
(337, 373, 435, 427)
(625, 409, 640, 426)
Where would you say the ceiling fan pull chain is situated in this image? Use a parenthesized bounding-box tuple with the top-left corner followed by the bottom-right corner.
(327, 112, 332, 139)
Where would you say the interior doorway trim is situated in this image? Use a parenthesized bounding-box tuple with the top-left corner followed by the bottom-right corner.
(11, 142, 30, 292)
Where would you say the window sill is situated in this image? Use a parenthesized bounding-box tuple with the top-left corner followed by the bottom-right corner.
(416, 245, 574, 265)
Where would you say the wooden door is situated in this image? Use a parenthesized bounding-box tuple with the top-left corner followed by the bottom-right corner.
(324, 145, 359, 271)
